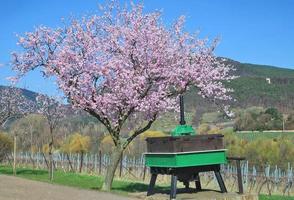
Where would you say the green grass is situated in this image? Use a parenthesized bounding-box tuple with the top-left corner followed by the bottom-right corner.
(0, 165, 292, 199)
(235, 131, 294, 141)
(0, 165, 165, 194)
(259, 194, 294, 200)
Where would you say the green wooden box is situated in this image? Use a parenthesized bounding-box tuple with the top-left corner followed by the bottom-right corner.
(145, 149, 227, 168)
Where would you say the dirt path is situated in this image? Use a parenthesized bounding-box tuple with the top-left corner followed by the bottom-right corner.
(0, 175, 135, 200)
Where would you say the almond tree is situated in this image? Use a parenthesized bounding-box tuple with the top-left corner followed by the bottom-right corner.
(11, 1, 234, 190)
(0, 87, 35, 127)
(0, 87, 36, 175)
(36, 94, 65, 181)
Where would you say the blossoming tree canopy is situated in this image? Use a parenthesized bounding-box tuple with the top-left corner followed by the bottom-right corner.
(11, 1, 234, 190)
(35, 94, 65, 181)
(0, 87, 35, 126)
(35, 94, 65, 130)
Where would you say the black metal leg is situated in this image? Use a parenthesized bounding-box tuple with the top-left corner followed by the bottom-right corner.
(195, 173, 202, 190)
(170, 175, 177, 200)
(184, 181, 189, 189)
(147, 174, 157, 196)
(214, 171, 227, 193)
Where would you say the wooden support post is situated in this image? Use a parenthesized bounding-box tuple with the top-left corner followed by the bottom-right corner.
(236, 159, 244, 194)
(227, 156, 245, 194)
(94, 154, 97, 173)
(147, 174, 157, 196)
(99, 150, 102, 175)
(119, 152, 123, 178)
(13, 135, 17, 176)
(142, 165, 147, 181)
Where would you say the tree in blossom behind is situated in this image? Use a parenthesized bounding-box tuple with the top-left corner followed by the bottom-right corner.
(0, 87, 36, 127)
(36, 94, 65, 181)
(11, 1, 235, 190)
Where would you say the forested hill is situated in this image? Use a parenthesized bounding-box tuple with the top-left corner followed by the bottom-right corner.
(183, 59, 294, 118)
(226, 58, 294, 78)
(1, 58, 294, 114)
(0, 85, 38, 102)
(224, 59, 294, 111)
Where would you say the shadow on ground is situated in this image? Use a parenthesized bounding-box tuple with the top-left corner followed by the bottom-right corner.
(91, 182, 169, 193)
(16, 169, 47, 176)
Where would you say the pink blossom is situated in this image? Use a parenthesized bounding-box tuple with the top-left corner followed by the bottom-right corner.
(0, 87, 36, 126)
(11, 1, 235, 140)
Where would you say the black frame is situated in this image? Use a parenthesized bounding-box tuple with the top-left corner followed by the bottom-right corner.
(147, 164, 227, 200)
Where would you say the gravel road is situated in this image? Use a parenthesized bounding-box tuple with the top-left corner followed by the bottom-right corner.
(0, 175, 135, 200)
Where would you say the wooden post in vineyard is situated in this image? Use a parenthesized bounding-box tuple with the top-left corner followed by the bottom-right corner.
(119, 152, 123, 178)
(13, 135, 17, 176)
(143, 166, 147, 181)
(94, 154, 97, 173)
(99, 150, 102, 175)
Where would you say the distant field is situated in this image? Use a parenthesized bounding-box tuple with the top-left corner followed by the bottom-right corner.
(235, 131, 294, 141)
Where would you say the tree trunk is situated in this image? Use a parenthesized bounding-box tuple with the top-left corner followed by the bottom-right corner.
(41, 152, 48, 168)
(5, 152, 13, 167)
(48, 127, 54, 181)
(66, 153, 74, 172)
(29, 153, 35, 169)
(13, 135, 17, 176)
(102, 146, 123, 191)
(48, 142, 54, 181)
(79, 152, 84, 173)
(30, 130, 35, 168)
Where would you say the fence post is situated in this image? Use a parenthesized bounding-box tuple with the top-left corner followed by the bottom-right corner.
(143, 165, 147, 181)
(119, 152, 123, 178)
(236, 159, 244, 194)
(94, 154, 97, 173)
(99, 150, 102, 175)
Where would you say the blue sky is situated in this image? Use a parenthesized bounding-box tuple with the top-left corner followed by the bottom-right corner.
(0, 0, 293, 96)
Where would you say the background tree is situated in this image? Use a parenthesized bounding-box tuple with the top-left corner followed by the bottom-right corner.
(0, 87, 36, 175)
(264, 107, 283, 130)
(197, 123, 210, 134)
(99, 135, 115, 155)
(36, 94, 65, 181)
(11, 1, 234, 190)
(0, 132, 13, 163)
(285, 111, 294, 130)
(61, 133, 90, 173)
(0, 87, 35, 127)
(11, 114, 47, 152)
(234, 107, 283, 131)
(130, 130, 166, 157)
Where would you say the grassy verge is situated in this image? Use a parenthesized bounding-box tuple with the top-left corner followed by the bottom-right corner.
(1, 165, 293, 199)
(259, 194, 294, 200)
(0, 165, 162, 195)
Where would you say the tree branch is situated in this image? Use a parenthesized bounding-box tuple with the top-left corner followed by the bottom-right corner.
(123, 113, 157, 149)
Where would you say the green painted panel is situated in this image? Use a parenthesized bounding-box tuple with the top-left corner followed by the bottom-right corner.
(171, 125, 196, 136)
(145, 154, 177, 167)
(145, 151, 227, 167)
